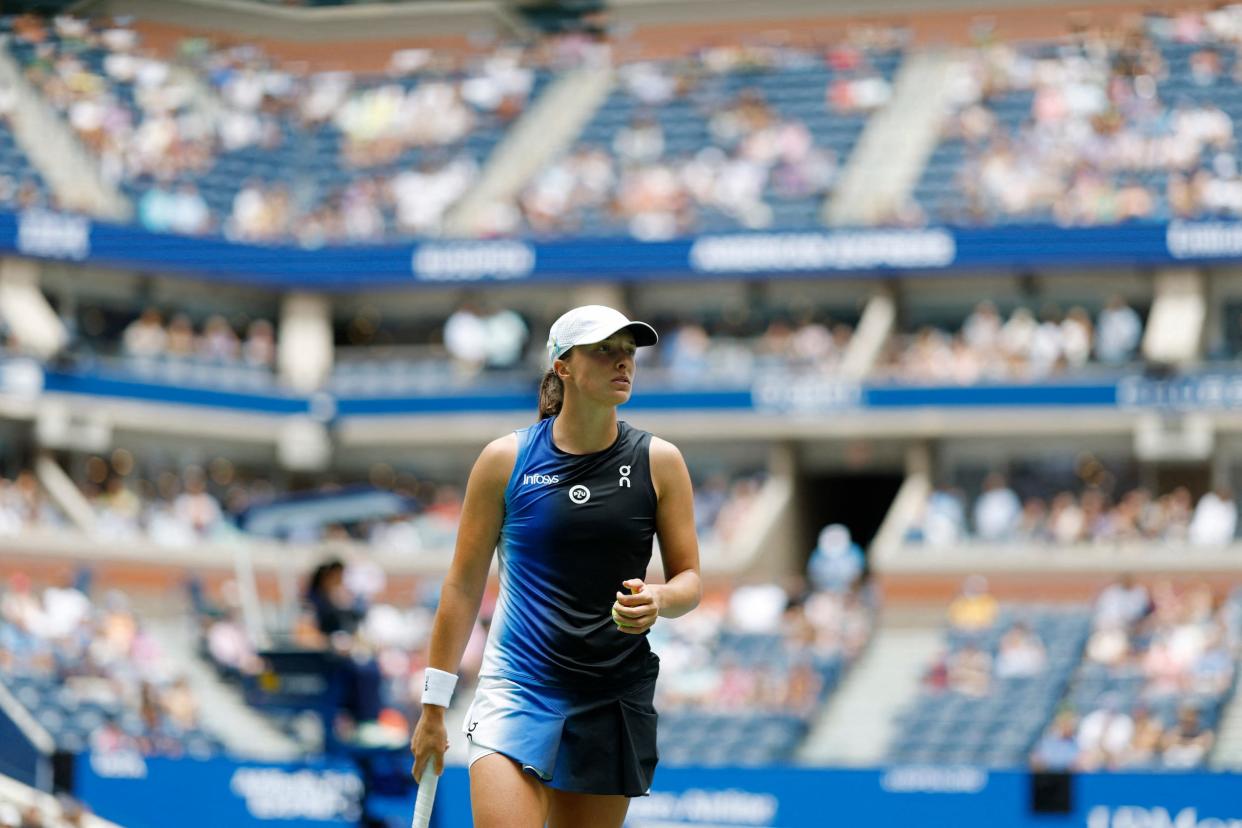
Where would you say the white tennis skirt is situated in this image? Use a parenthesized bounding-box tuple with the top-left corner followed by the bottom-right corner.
(462, 667, 659, 797)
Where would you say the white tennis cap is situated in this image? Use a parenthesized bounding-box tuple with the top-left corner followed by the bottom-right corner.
(546, 305, 658, 365)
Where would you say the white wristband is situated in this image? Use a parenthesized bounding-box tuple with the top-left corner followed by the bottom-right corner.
(422, 667, 458, 708)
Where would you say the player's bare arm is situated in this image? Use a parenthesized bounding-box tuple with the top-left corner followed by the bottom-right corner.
(612, 436, 701, 634)
(411, 433, 515, 780)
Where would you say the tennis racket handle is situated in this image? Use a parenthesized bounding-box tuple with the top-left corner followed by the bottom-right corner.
(411, 766, 440, 828)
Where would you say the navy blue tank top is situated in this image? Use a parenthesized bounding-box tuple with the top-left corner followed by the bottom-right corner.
(479, 417, 659, 688)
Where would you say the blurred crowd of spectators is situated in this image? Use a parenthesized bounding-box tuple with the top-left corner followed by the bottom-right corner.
(76, 455, 464, 554)
(118, 308, 275, 368)
(1032, 578, 1240, 770)
(925, 9, 1242, 225)
(1, 449, 761, 567)
(651, 578, 873, 716)
(497, 33, 903, 239)
(336, 301, 861, 389)
(0, 571, 211, 757)
(879, 297, 1144, 385)
(18, 10, 1242, 239)
(339, 294, 1149, 395)
(919, 578, 1056, 699)
(44, 293, 1154, 397)
(912, 471, 1238, 548)
(198, 557, 473, 749)
(5, 15, 557, 244)
(0, 470, 64, 537)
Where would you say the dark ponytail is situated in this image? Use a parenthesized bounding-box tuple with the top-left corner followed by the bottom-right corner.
(538, 368, 564, 420)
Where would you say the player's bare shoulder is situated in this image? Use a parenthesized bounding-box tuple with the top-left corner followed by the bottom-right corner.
(648, 435, 691, 500)
(470, 433, 519, 496)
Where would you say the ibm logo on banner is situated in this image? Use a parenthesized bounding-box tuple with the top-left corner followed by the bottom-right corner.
(17, 210, 91, 261)
(1088, 805, 1242, 828)
(412, 241, 535, 282)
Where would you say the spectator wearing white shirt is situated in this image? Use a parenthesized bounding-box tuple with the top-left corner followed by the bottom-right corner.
(807, 523, 864, 592)
(1189, 487, 1237, 546)
(1077, 695, 1135, 771)
(173, 468, 223, 537)
(199, 315, 240, 363)
(242, 319, 276, 369)
(727, 582, 788, 634)
(1096, 295, 1142, 364)
(1028, 307, 1066, 377)
(1061, 307, 1093, 368)
(921, 484, 966, 547)
(974, 472, 1022, 541)
(122, 308, 167, 358)
(1094, 574, 1150, 630)
(168, 183, 211, 236)
(613, 116, 665, 165)
(962, 300, 1002, 352)
(139, 184, 177, 233)
(483, 307, 529, 369)
(443, 302, 488, 376)
(994, 621, 1047, 678)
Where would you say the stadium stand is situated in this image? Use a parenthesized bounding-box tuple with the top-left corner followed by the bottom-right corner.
(653, 581, 874, 766)
(326, 299, 860, 395)
(3, 15, 554, 244)
(877, 297, 1147, 384)
(0, 570, 223, 758)
(885, 579, 1242, 770)
(1032, 581, 1241, 770)
(908, 466, 1237, 547)
(509, 35, 904, 238)
(886, 587, 1092, 767)
(1, 3, 1242, 827)
(911, 8, 1242, 226)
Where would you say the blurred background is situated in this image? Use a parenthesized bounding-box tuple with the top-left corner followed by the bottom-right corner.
(0, 0, 1239, 825)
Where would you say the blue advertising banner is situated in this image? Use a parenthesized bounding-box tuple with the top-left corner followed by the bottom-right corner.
(404, 765, 1242, 828)
(74, 753, 365, 828)
(6, 208, 1242, 290)
(33, 361, 1242, 419)
(65, 756, 1242, 828)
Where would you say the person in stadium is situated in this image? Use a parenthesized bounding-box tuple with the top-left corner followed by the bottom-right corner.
(411, 305, 702, 827)
(304, 559, 385, 742)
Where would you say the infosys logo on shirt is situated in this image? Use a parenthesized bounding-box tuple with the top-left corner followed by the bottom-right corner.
(523, 473, 559, 485)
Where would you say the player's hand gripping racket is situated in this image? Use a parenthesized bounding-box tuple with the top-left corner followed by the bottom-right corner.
(411, 760, 440, 828)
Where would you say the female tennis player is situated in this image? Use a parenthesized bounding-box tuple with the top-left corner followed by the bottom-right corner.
(411, 304, 702, 827)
